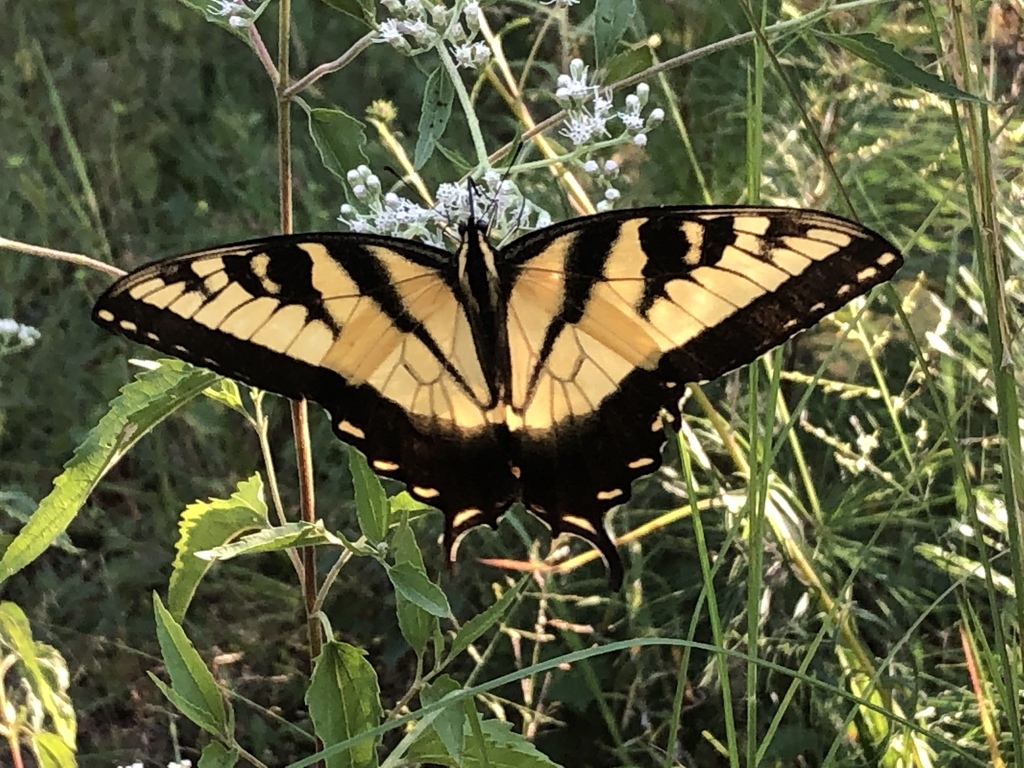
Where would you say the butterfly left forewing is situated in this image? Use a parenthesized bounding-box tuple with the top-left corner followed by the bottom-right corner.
(94, 233, 519, 548)
(501, 207, 902, 584)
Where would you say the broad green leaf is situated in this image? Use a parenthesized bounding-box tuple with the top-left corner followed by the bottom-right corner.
(317, 0, 375, 27)
(406, 719, 560, 767)
(447, 578, 526, 662)
(153, 594, 229, 737)
(0, 360, 218, 584)
(414, 67, 454, 169)
(169, 473, 268, 621)
(308, 641, 383, 768)
(602, 45, 655, 84)
(197, 520, 356, 561)
(306, 106, 369, 179)
(819, 32, 987, 103)
(393, 521, 436, 656)
(593, 0, 637, 68)
(199, 741, 240, 768)
(28, 732, 76, 768)
(349, 450, 389, 544)
(420, 676, 465, 763)
(0, 603, 76, 745)
(387, 562, 451, 617)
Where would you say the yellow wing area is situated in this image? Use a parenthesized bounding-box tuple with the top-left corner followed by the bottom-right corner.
(94, 238, 496, 434)
(504, 208, 901, 434)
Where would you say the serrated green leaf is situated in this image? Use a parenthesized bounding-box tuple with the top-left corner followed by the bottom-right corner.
(169, 473, 268, 621)
(308, 641, 383, 768)
(0, 490, 78, 553)
(819, 32, 987, 103)
(349, 450, 389, 544)
(153, 594, 229, 737)
(414, 67, 454, 169)
(593, 0, 636, 68)
(317, 0, 375, 26)
(306, 106, 369, 179)
(406, 719, 561, 767)
(388, 562, 451, 617)
(602, 45, 654, 84)
(197, 520, 352, 561)
(28, 732, 76, 768)
(393, 521, 436, 657)
(421, 676, 465, 763)
(447, 578, 526, 662)
(0, 360, 218, 584)
(198, 740, 240, 768)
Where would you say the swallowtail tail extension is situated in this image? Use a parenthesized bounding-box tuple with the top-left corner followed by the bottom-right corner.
(93, 206, 902, 588)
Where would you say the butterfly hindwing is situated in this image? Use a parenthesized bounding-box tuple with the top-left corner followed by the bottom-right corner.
(93, 233, 519, 536)
(499, 207, 902, 580)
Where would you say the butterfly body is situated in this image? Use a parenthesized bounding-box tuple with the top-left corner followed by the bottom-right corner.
(94, 206, 903, 587)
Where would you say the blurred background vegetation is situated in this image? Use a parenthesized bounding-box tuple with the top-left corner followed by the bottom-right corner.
(2, 0, 1022, 766)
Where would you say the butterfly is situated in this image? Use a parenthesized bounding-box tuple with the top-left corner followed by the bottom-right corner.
(93, 206, 902, 588)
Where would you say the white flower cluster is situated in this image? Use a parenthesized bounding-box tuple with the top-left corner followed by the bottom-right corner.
(554, 59, 664, 210)
(206, 0, 255, 28)
(337, 166, 552, 246)
(0, 318, 41, 355)
(376, 0, 491, 69)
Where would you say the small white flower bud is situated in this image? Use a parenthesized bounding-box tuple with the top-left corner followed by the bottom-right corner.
(633, 133, 648, 147)
(583, 159, 599, 173)
(603, 159, 618, 173)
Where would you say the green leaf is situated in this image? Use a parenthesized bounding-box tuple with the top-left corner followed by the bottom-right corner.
(414, 67, 454, 169)
(150, 674, 224, 734)
(0, 360, 218, 584)
(169, 473, 268, 621)
(602, 45, 655, 84)
(308, 641, 383, 768)
(447, 578, 526, 662)
(28, 732, 76, 768)
(387, 562, 451, 617)
(317, 0, 375, 27)
(420, 676, 465, 763)
(593, 0, 636, 68)
(198, 741, 240, 768)
(406, 719, 560, 768)
(306, 106, 369, 180)
(197, 520, 354, 561)
(153, 594, 229, 737)
(349, 450, 389, 544)
(201, 377, 244, 413)
(818, 32, 987, 103)
(0, 603, 77, 745)
(388, 491, 433, 518)
(393, 521, 437, 657)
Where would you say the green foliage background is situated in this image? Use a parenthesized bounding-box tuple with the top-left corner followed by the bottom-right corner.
(2, 0, 1022, 766)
